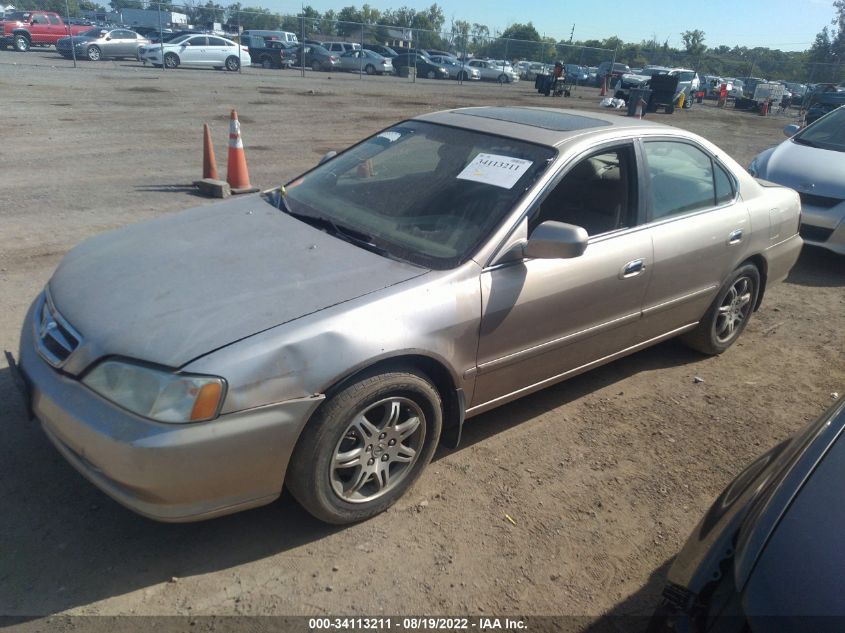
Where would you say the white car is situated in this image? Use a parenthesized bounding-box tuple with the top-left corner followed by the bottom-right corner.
(428, 54, 480, 80)
(466, 59, 519, 83)
(139, 34, 250, 71)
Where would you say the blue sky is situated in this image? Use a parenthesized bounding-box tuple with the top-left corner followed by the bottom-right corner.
(264, 0, 837, 51)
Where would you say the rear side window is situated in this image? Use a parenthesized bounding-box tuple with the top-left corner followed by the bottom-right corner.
(31, 14, 49, 24)
(207, 37, 227, 46)
(48, 15, 61, 25)
(644, 141, 725, 220)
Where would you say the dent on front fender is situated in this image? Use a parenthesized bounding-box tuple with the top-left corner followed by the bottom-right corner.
(183, 265, 483, 416)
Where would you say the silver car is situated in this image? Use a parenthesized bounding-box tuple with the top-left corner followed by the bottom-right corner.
(428, 54, 480, 80)
(11, 107, 802, 525)
(466, 59, 520, 83)
(749, 107, 845, 255)
(56, 28, 149, 61)
(337, 49, 392, 75)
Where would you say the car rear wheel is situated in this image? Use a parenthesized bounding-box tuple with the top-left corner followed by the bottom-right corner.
(14, 35, 30, 52)
(163, 52, 179, 69)
(498, 73, 509, 83)
(365, 63, 375, 75)
(261, 55, 273, 69)
(311, 59, 322, 71)
(287, 371, 442, 524)
(86, 45, 101, 61)
(682, 263, 760, 355)
(225, 55, 240, 71)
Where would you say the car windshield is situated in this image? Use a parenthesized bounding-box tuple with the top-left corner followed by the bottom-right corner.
(794, 107, 845, 152)
(677, 72, 695, 81)
(269, 121, 556, 269)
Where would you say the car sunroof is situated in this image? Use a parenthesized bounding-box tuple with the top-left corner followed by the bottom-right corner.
(457, 107, 611, 131)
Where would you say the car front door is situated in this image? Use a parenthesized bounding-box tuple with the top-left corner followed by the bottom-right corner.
(472, 142, 654, 410)
(636, 138, 750, 340)
(176, 36, 204, 65)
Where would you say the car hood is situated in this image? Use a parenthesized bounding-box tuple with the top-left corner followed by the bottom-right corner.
(762, 139, 845, 199)
(48, 195, 428, 375)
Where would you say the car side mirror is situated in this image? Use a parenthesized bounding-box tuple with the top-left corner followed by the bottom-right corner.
(525, 221, 588, 259)
(105, 36, 111, 40)
(318, 150, 337, 165)
(783, 123, 800, 137)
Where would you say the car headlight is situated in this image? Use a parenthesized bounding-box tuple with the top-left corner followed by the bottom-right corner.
(83, 360, 226, 423)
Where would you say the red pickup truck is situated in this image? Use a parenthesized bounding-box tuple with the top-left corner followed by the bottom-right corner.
(1, 10, 90, 51)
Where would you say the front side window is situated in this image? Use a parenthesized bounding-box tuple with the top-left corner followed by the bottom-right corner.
(644, 141, 722, 220)
(48, 15, 61, 24)
(530, 146, 636, 236)
(31, 14, 49, 24)
(272, 121, 556, 269)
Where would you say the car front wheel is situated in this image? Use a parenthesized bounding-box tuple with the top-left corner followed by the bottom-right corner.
(14, 34, 30, 52)
(87, 45, 101, 61)
(682, 263, 760, 355)
(225, 55, 240, 71)
(287, 371, 443, 524)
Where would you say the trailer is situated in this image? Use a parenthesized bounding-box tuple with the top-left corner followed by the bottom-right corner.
(119, 8, 188, 29)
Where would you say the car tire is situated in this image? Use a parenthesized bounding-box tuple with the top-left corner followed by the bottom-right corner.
(424, 70, 435, 79)
(287, 371, 443, 524)
(14, 34, 30, 52)
(261, 55, 273, 69)
(225, 55, 240, 71)
(365, 64, 375, 75)
(163, 52, 179, 69)
(681, 263, 760, 355)
(311, 60, 321, 71)
(498, 73, 509, 83)
(86, 45, 101, 61)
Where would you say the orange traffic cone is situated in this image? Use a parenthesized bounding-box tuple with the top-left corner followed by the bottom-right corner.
(202, 123, 218, 180)
(226, 109, 258, 194)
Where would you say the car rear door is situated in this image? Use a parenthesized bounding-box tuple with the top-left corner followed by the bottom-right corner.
(637, 138, 750, 341)
(206, 36, 231, 66)
(473, 142, 653, 409)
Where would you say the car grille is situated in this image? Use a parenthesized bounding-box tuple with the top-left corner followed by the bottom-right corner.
(799, 192, 842, 209)
(34, 291, 82, 368)
(662, 582, 696, 611)
(800, 224, 835, 243)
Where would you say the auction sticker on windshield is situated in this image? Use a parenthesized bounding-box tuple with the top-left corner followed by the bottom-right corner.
(456, 153, 533, 189)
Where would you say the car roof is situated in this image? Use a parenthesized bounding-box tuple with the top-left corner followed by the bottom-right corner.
(415, 106, 672, 148)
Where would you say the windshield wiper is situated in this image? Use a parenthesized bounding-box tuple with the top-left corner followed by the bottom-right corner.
(275, 197, 392, 258)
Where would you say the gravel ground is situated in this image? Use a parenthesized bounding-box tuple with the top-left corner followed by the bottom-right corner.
(1, 50, 844, 628)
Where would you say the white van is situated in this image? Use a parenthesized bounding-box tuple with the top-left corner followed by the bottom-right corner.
(241, 29, 298, 44)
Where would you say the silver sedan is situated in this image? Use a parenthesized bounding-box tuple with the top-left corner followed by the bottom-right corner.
(749, 106, 845, 255)
(337, 49, 393, 75)
(56, 28, 149, 61)
(428, 54, 480, 80)
(12, 107, 802, 525)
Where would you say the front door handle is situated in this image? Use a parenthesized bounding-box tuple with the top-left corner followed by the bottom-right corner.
(620, 258, 646, 279)
(728, 229, 744, 245)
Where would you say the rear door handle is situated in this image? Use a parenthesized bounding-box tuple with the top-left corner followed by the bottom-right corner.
(620, 258, 646, 279)
(728, 229, 744, 245)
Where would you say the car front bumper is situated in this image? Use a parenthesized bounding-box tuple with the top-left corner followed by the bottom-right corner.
(799, 199, 845, 255)
(15, 300, 324, 522)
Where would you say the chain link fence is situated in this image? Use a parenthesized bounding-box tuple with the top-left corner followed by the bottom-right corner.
(2, 0, 843, 98)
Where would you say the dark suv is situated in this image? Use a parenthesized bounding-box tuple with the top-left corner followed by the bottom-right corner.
(392, 52, 449, 79)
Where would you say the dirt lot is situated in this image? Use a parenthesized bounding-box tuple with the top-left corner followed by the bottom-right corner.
(1, 51, 844, 628)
